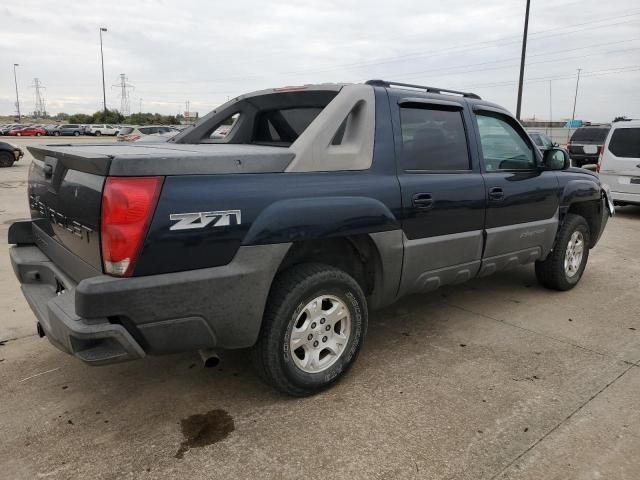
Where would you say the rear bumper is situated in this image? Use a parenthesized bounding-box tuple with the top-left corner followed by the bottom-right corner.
(569, 154, 599, 166)
(9, 235, 290, 365)
(610, 190, 640, 205)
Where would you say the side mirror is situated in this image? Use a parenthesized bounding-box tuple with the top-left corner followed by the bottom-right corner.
(542, 148, 570, 171)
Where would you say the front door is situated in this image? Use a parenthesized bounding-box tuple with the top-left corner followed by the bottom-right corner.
(472, 108, 561, 275)
(391, 96, 486, 295)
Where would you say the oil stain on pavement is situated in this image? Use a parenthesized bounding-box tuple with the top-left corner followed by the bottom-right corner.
(175, 409, 235, 459)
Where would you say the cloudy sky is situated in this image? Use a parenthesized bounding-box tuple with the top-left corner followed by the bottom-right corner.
(1, 0, 638, 121)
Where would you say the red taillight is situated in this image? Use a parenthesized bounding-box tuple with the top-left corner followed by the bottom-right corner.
(101, 177, 163, 277)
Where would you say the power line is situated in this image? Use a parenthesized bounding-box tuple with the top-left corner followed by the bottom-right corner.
(464, 65, 640, 89)
(133, 11, 640, 86)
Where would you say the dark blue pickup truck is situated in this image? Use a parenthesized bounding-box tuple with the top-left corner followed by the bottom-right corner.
(9, 80, 614, 396)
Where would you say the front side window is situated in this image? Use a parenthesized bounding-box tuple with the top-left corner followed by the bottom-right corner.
(399, 106, 470, 171)
(476, 113, 535, 171)
(608, 128, 640, 158)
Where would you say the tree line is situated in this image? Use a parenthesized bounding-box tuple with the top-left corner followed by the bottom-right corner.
(49, 109, 180, 125)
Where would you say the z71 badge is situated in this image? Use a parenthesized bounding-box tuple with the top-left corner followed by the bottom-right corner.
(169, 210, 241, 231)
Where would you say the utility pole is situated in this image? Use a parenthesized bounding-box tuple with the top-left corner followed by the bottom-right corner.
(139, 98, 142, 115)
(515, 0, 531, 120)
(32, 78, 46, 118)
(13, 64, 21, 121)
(548, 80, 552, 136)
(568, 68, 582, 142)
(112, 74, 134, 116)
(99, 27, 108, 117)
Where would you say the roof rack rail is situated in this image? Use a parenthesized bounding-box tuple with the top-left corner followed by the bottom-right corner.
(365, 79, 481, 100)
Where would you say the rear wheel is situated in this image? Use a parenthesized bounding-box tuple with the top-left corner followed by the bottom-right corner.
(0, 152, 15, 167)
(16, 133, 21, 136)
(36, 132, 41, 136)
(253, 263, 368, 396)
(74, 131, 80, 136)
(535, 213, 590, 291)
(95, 131, 102, 136)
(53, 131, 60, 136)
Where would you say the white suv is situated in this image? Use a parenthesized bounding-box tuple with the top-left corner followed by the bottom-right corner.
(88, 124, 119, 136)
(598, 120, 640, 206)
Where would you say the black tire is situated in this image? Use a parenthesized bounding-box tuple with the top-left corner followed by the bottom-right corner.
(252, 263, 368, 396)
(535, 213, 590, 291)
(53, 131, 60, 136)
(0, 151, 15, 168)
(95, 131, 101, 136)
(74, 131, 80, 136)
(36, 132, 41, 136)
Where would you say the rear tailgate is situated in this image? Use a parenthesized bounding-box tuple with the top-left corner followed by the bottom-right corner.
(27, 145, 111, 280)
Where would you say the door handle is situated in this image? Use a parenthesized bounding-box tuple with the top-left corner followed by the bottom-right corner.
(412, 193, 433, 210)
(488, 187, 504, 201)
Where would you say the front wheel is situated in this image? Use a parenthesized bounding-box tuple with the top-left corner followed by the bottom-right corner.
(16, 133, 21, 136)
(36, 132, 41, 136)
(535, 213, 590, 291)
(53, 131, 60, 136)
(252, 263, 368, 396)
(74, 131, 80, 136)
(95, 131, 101, 136)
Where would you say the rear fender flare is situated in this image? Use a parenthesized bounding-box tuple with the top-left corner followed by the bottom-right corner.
(241, 196, 399, 246)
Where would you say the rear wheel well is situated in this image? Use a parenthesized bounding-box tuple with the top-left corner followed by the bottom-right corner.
(276, 236, 381, 297)
(566, 200, 602, 248)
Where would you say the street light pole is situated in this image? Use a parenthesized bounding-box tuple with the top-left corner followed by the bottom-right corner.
(99, 27, 108, 118)
(515, 0, 531, 120)
(568, 68, 582, 142)
(13, 63, 21, 122)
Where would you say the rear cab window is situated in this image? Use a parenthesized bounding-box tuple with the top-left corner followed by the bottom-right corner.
(194, 89, 339, 146)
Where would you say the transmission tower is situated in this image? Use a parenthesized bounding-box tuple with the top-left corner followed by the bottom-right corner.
(112, 74, 134, 116)
(31, 78, 47, 118)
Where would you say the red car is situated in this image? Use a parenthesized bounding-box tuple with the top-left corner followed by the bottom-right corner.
(8, 126, 46, 137)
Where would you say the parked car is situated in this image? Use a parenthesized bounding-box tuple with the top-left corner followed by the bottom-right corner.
(1, 124, 26, 135)
(7, 126, 46, 137)
(0, 141, 23, 167)
(598, 119, 640, 206)
(43, 124, 60, 135)
(567, 126, 610, 167)
(8, 80, 614, 396)
(87, 124, 120, 136)
(529, 131, 557, 152)
(53, 124, 84, 136)
(117, 125, 179, 142)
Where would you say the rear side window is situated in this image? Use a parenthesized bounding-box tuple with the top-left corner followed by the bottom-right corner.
(399, 107, 470, 171)
(254, 107, 323, 145)
(608, 128, 640, 158)
(570, 128, 609, 143)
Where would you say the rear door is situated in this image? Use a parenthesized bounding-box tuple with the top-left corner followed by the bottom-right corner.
(472, 107, 560, 274)
(600, 126, 640, 198)
(390, 94, 486, 295)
